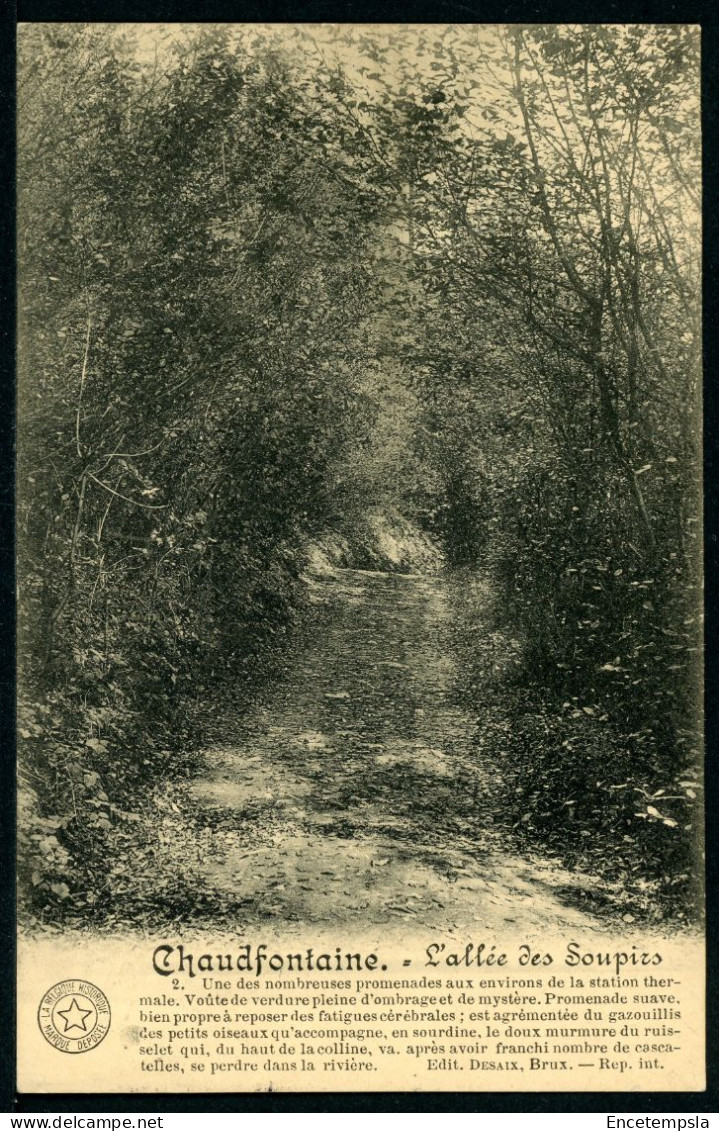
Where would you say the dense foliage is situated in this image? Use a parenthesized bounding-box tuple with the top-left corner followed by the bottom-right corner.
(18, 24, 702, 923)
(18, 25, 391, 914)
(376, 25, 702, 914)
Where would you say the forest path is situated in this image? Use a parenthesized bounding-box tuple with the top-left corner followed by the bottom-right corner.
(182, 568, 602, 939)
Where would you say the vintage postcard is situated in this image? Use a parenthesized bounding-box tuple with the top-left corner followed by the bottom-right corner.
(16, 23, 704, 1094)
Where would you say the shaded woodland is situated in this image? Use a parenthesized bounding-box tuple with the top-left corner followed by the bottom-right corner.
(17, 25, 702, 926)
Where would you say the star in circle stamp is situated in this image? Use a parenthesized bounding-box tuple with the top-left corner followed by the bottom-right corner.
(38, 980, 111, 1054)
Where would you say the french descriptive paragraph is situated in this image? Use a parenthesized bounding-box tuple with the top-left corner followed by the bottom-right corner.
(135, 941, 686, 1082)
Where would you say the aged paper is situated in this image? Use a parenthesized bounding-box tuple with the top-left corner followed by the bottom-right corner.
(18, 930, 704, 1092)
(17, 23, 704, 1094)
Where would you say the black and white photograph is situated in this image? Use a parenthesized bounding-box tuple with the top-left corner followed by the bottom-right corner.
(15, 22, 704, 1094)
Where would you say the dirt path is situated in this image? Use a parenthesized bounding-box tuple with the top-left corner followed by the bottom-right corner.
(172, 567, 602, 938)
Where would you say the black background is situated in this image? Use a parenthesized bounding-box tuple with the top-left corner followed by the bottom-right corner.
(3, 0, 717, 1113)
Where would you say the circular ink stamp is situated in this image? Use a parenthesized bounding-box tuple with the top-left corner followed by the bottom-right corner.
(38, 980, 111, 1053)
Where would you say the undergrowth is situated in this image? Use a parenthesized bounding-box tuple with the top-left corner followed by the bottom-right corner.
(447, 568, 703, 925)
